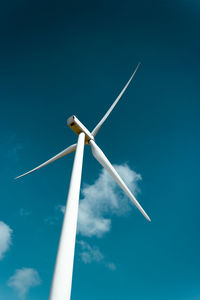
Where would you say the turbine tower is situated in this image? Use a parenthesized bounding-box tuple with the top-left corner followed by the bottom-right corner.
(15, 63, 151, 300)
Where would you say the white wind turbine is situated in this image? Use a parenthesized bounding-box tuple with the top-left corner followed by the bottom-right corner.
(15, 62, 151, 300)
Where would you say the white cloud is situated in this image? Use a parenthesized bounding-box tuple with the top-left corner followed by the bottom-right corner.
(78, 240, 104, 263)
(78, 240, 116, 271)
(7, 268, 41, 300)
(77, 164, 142, 238)
(57, 164, 140, 269)
(0, 221, 13, 260)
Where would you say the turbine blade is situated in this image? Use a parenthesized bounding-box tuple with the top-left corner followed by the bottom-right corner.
(89, 140, 151, 222)
(15, 143, 77, 179)
(91, 63, 141, 137)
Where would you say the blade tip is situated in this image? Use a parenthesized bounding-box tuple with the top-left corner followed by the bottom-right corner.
(136, 62, 141, 70)
(146, 216, 151, 222)
(14, 174, 25, 180)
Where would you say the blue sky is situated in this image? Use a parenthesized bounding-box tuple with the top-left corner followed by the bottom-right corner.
(0, 0, 200, 299)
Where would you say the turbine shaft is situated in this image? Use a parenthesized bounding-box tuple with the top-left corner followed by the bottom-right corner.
(15, 143, 77, 179)
(49, 133, 85, 300)
(89, 140, 151, 222)
(91, 62, 141, 137)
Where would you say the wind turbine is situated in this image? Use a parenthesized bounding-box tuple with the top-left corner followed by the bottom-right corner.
(15, 62, 151, 300)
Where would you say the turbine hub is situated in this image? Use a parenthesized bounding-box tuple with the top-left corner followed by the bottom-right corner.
(67, 115, 94, 143)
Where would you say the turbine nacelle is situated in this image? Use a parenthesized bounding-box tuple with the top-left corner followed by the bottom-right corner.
(67, 115, 94, 143)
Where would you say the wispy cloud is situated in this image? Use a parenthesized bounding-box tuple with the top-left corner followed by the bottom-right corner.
(7, 144, 23, 162)
(44, 216, 57, 225)
(44, 205, 66, 225)
(2, 135, 24, 177)
(77, 164, 142, 238)
(4, 134, 24, 164)
(77, 240, 116, 270)
(7, 268, 41, 300)
(19, 208, 31, 217)
(0, 221, 13, 260)
(56, 204, 65, 214)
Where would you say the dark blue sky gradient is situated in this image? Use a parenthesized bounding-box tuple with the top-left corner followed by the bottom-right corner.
(0, 1, 200, 299)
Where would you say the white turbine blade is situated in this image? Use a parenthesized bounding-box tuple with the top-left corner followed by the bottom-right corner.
(15, 143, 77, 179)
(89, 140, 151, 222)
(91, 62, 141, 137)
